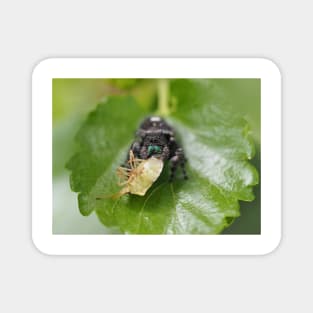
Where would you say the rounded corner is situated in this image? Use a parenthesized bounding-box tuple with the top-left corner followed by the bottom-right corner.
(32, 57, 56, 79)
(260, 233, 282, 256)
(257, 57, 282, 79)
(31, 234, 54, 256)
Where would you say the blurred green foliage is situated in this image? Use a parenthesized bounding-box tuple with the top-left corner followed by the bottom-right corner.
(53, 78, 260, 234)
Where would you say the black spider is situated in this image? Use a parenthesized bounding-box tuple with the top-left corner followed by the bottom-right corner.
(124, 116, 188, 181)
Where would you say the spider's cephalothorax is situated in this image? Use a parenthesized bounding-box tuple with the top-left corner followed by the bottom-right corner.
(125, 116, 188, 181)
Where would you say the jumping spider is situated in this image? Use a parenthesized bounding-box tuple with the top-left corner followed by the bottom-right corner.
(124, 116, 188, 181)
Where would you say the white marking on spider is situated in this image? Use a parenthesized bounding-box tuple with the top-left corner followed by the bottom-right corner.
(150, 116, 161, 122)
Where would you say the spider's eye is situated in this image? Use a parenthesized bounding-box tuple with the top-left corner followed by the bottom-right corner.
(148, 145, 161, 156)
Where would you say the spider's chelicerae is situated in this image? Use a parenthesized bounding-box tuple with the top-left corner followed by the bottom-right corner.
(124, 116, 188, 181)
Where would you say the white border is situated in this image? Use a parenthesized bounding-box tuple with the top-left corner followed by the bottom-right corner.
(32, 58, 281, 255)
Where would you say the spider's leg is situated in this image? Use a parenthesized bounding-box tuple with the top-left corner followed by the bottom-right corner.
(169, 155, 179, 182)
(131, 141, 141, 158)
(179, 149, 188, 180)
(169, 147, 188, 181)
(140, 145, 148, 159)
(160, 145, 170, 161)
(123, 140, 141, 167)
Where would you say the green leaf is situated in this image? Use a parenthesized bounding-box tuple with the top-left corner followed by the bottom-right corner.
(66, 80, 259, 234)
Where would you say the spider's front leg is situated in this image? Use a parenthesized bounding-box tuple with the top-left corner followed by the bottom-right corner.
(123, 140, 141, 167)
(130, 140, 141, 157)
(169, 147, 188, 182)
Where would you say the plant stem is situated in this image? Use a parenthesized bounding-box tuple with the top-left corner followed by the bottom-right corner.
(157, 79, 170, 116)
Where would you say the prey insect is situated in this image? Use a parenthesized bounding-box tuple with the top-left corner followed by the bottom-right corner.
(112, 150, 164, 198)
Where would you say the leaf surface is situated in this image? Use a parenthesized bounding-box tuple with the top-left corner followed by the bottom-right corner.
(67, 80, 258, 234)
